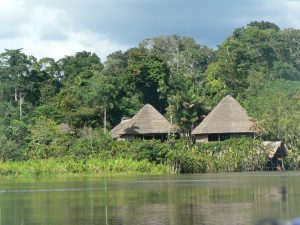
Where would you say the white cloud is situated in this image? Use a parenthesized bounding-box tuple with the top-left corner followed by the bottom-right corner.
(260, 0, 300, 28)
(2, 0, 300, 60)
(278, 0, 300, 27)
(0, 30, 130, 61)
(0, 0, 129, 61)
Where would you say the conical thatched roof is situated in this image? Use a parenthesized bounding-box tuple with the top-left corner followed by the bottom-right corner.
(192, 95, 255, 135)
(114, 104, 175, 136)
(110, 118, 131, 139)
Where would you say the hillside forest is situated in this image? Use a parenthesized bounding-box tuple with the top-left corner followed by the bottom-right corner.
(0, 21, 299, 174)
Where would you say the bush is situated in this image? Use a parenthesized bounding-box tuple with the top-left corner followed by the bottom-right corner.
(108, 140, 169, 164)
(166, 138, 267, 173)
(25, 117, 72, 159)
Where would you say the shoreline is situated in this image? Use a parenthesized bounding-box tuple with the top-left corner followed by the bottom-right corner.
(0, 158, 171, 178)
(0, 157, 294, 178)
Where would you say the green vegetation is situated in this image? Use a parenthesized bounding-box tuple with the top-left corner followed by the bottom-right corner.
(0, 138, 271, 177)
(0, 158, 170, 177)
(0, 21, 300, 176)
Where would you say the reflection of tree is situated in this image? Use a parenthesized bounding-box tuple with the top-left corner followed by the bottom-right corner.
(1, 175, 300, 224)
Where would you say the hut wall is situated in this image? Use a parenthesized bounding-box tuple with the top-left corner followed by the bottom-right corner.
(194, 132, 255, 143)
(229, 133, 255, 139)
(116, 137, 126, 141)
(120, 135, 135, 140)
(120, 134, 168, 141)
(195, 134, 209, 143)
(142, 134, 168, 141)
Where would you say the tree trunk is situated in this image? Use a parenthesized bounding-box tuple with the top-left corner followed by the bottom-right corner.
(104, 107, 107, 132)
(176, 48, 179, 72)
(19, 93, 24, 120)
(14, 87, 18, 101)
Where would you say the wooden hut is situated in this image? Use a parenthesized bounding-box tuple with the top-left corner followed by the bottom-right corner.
(110, 104, 176, 140)
(110, 118, 131, 140)
(192, 95, 255, 142)
(263, 141, 288, 170)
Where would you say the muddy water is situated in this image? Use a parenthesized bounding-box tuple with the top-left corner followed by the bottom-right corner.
(0, 172, 299, 225)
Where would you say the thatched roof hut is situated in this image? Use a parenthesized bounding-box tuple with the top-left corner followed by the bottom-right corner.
(110, 118, 131, 139)
(111, 104, 176, 140)
(192, 95, 255, 142)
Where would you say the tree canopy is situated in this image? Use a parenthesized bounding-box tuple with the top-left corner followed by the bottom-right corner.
(0, 21, 299, 161)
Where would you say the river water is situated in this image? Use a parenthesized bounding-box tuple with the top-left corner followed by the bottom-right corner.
(0, 172, 300, 225)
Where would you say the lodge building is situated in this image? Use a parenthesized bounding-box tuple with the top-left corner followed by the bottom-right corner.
(111, 104, 177, 140)
(110, 96, 289, 170)
(191, 95, 256, 142)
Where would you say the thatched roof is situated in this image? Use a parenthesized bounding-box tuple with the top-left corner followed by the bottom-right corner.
(110, 118, 131, 139)
(262, 141, 288, 158)
(192, 95, 255, 135)
(113, 104, 175, 136)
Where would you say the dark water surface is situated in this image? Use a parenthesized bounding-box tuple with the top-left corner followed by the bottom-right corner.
(0, 172, 300, 225)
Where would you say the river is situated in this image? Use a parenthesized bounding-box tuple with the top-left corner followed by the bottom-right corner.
(0, 172, 300, 225)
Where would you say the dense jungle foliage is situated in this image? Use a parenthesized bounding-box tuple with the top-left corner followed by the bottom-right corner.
(0, 21, 299, 174)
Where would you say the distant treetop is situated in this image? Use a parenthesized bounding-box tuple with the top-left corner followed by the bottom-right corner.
(247, 21, 280, 31)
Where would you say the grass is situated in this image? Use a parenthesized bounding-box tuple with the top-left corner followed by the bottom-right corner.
(0, 157, 171, 177)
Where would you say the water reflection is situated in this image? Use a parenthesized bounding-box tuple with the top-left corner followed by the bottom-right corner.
(0, 172, 300, 225)
(280, 186, 287, 202)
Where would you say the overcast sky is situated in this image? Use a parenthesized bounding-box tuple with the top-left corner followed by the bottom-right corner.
(1, 0, 300, 61)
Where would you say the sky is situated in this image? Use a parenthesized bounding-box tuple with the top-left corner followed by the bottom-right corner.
(1, 0, 300, 61)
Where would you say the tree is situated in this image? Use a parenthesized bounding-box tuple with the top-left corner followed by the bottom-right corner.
(0, 49, 38, 120)
(244, 80, 300, 152)
(26, 116, 71, 159)
(248, 21, 280, 31)
(0, 118, 27, 161)
(167, 71, 206, 139)
(53, 51, 105, 129)
(123, 48, 170, 112)
(104, 50, 127, 76)
(58, 51, 103, 82)
(276, 28, 300, 72)
(85, 71, 118, 131)
(140, 35, 214, 75)
(205, 22, 279, 99)
(37, 57, 62, 104)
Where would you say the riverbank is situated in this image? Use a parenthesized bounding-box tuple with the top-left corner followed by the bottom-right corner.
(0, 138, 296, 177)
(0, 158, 171, 177)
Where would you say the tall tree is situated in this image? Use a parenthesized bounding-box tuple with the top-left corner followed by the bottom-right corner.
(58, 51, 103, 83)
(140, 35, 214, 75)
(123, 47, 170, 112)
(0, 49, 39, 120)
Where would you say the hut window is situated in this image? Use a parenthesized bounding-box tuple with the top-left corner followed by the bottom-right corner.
(219, 134, 231, 141)
(208, 133, 231, 142)
(139, 134, 167, 141)
(143, 135, 153, 140)
(208, 134, 219, 142)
